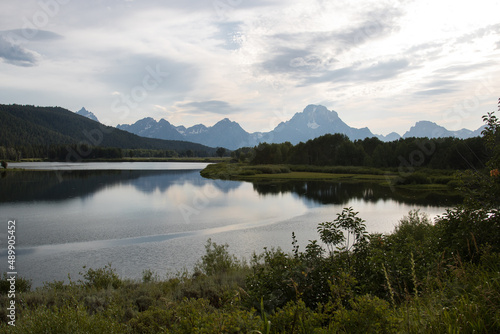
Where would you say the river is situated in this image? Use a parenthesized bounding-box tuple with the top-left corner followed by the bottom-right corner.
(0, 162, 460, 287)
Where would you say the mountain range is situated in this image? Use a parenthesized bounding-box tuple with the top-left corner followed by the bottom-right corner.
(115, 105, 485, 150)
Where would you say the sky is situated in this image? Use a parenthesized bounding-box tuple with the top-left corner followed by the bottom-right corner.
(0, 0, 499, 136)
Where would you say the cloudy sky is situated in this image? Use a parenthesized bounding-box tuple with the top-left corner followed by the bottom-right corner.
(1, 0, 499, 136)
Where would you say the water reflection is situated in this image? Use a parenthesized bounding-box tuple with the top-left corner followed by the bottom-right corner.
(1, 170, 462, 207)
(252, 180, 462, 206)
(0, 170, 240, 203)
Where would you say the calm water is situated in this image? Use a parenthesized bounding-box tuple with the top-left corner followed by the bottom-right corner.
(0, 162, 461, 286)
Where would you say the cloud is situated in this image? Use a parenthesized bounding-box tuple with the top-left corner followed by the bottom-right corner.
(269, 5, 402, 51)
(454, 23, 500, 45)
(434, 62, 497, 77)
(423, 79, 459, 90)
(302, 58, 410, 85)
(0, 29, 63, 42)
(176, 100, 240, 114)
(414, 88, 457, 96)
(260, 48, 337, 74)
(258, 5, 403, 77)
(332, 7, 403, 51)
(96, 54, 197, 97)
(0, 36, 38, 67)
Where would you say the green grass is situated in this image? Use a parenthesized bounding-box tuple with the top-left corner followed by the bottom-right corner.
(200, 162, 460, 192)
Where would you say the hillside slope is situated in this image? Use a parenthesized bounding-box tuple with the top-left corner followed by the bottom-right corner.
(0, 104, 217, 155)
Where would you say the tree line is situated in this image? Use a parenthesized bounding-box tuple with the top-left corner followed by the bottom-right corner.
(232, 134, 488, 170)
(0, 145, 213, 161)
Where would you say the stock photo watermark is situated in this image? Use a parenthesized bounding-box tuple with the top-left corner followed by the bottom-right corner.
(6, 219, 17, 327)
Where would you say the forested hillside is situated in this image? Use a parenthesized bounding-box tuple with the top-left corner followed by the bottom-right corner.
(0, 104, 217, 160)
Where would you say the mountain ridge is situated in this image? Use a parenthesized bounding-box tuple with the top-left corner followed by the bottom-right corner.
(117, 104, 484, 150)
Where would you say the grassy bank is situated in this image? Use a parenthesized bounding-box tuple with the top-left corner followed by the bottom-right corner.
(200, 162, 460, 191)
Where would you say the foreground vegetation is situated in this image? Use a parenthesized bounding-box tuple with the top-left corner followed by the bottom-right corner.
(0, 205, 498, 333)
(0, 106, 499, 333)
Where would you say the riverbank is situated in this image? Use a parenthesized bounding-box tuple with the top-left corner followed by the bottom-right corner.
(200, 162, 461, 192)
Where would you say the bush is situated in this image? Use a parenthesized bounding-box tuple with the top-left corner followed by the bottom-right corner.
(374, 211, 436, 300)
(0, 273, 31, 294)
(129, 299, 262, 334)
(78, 264, 122, 289)
(434, 207, 500, 262)
(10, 302, 127, 333)
(195, 239, 242, 276)
(269, 299, 326, 333)
(331, 295, 398, 333)
(129, 306, 174, 333)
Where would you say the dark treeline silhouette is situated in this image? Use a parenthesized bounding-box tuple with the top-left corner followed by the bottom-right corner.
(0, 144, 214, 161)
(232, 133, 487, 170)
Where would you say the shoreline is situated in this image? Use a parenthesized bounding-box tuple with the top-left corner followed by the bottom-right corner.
(200, 162, 462, 194)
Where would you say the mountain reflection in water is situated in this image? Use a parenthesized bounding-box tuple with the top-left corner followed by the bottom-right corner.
(1, 170, 461, 207)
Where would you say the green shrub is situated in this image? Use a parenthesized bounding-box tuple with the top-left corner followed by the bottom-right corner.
(373, 211, 437, 300)
(399, 257, 500, 333)
(129, 306, 174, 333)
(130, 298, 262, 334)
(0, 273, 31, 294)
(79, 264, 122, 289)
(141, 269, 159, 283)
(331, 295, 398, 333)
(195, 239, 242, 276)
(6, 303, 126, 334)
(434, 207, 500, 262)
(269, 299, 326, 334)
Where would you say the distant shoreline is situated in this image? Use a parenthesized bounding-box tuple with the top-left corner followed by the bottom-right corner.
(200, 162, 463, 194)
(2, 157, 230, 164)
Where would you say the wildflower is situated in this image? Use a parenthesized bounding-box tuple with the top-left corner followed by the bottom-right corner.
(490, 169, 500, 177)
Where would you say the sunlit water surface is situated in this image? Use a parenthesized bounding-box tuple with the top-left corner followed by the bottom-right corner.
(0, 162, 460, 286)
